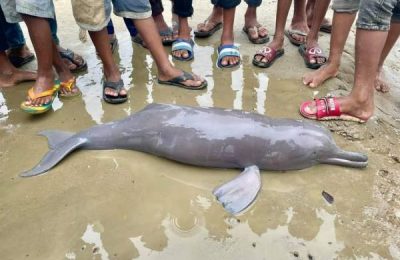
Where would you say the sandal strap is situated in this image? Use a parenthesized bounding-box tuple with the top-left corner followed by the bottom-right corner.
(172, 39, 194, 53)
(218, 45, 240, 58)
(104, 80, 124, 92)
(256, 46, 277, 57)
(315, 96, 341, 119)
(169, 71, 195, 83)
(60, 77, 76, 92)
(28, 86, 58, 100)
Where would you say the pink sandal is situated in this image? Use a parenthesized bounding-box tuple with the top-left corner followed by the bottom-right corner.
(300, 96, 366, 123)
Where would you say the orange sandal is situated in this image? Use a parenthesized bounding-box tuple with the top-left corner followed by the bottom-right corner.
(20, 85, 59, 114)
(58, 77, 81, 99)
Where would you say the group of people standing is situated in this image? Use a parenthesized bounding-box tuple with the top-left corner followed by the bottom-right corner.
(0, 0, 399, 123)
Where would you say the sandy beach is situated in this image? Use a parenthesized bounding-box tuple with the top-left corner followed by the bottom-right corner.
(0, 1, 399, 259)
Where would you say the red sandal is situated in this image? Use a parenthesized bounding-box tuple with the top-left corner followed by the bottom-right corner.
(300, 96, 366, 123)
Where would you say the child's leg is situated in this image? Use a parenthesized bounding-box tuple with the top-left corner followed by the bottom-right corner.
(171, 0, 193, 59)
(49, 18, 87, 72)
(0, 7, 34, 67)
(375, 6, 400, 92)
(89, 29, 126, 97)
(302, 0, 359, 87)
(133, 17, 205, 88)
(254, 0, 292, 64)
(244, 0, 268, 42)
(0, 17, 36, 87)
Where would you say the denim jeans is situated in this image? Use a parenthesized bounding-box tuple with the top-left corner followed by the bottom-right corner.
(173, 0, 193, 17)
(332, 0, 400, 30)
(0, 6, 25, 50)
(211, 0, 261, 9)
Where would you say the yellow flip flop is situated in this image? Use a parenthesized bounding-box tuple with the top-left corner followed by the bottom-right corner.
(20, 85, 59, 114)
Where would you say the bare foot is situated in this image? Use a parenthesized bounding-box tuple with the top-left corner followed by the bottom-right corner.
(302, 63, 338, 88)
(375, 69, 390, 93)
(0, 69, 37, 88)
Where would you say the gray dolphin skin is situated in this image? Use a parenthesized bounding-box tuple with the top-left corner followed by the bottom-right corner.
(21, 103, 368, 214)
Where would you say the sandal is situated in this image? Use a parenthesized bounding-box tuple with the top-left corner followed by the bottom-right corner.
(58, 77, 81, 99)
(7, 53, 35, 68)
(194, 20, 223, 38)
(242, 25, 270, 44)
(252, 46, 284, 68)
(300, 96, 366, 123)
(103, 80, 128, 104)
(158, 70, 207, 90)
(171, 39, 194, 61)
(217, 44, 241, 68)
(284, 29, 307, 46)
(59, 49, 87, 73)
(20, 84, 59, 114)
(159, 28, 175, 46)
(299, 44, 327, 70)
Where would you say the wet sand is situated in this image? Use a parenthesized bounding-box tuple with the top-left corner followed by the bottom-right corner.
(1, 1, 400, 259)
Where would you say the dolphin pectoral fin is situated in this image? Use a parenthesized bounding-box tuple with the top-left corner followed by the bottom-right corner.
(38, 130, 75, 149)
(20, 137, 86, 177)
(213, 165, 261, 215)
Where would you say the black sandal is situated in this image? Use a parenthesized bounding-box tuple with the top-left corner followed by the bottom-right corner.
(103, 80, 128, 104)
(59, 49, 87, 73)
(158, 71, 207, 90)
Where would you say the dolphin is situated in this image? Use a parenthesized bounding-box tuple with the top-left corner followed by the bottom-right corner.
(21, 103, 368, 214)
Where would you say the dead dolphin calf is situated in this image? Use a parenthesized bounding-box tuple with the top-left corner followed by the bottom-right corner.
(21, 103, 368, 214)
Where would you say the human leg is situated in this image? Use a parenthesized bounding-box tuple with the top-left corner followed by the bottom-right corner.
(171, 0, 193, 60)
(300, 0, 397, 122)
(253, 0, 292, 67)
(243, 0, 269, 44)
(375, 4, 400, 92)
(134, 17, 206, 88)
(299, 0, 330, 69)
(303, 0, 359, 87)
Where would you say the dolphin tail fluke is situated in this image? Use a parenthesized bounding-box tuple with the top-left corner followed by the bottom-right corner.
(320, 149, 368, 168)
(213, 165, 261, 215)
(20, 137, 87, 177)
(38, 130, 75, 149)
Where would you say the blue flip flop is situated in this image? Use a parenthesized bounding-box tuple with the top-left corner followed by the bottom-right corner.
(217, 44, 241, 68)
(171, 39, 194, 61)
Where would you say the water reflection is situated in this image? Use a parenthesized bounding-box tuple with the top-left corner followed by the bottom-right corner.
(127, 208, 344, 259)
